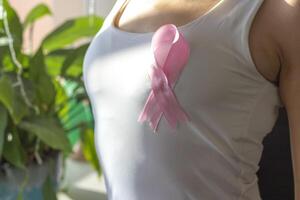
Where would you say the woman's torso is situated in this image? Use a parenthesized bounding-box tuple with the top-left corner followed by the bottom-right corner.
(83, 0, 283, 199)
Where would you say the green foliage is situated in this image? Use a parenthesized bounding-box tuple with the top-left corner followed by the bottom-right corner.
(61, 43, 89, 77)
(0, 0, 104, 197)
(45, 49, 73, 76)
(29, 47, 56, 111)
(81, 128, 101, 177)
(23, 3, 52, 30)
(42, 175, 58, 200)
(19, 117, 72, 153)
(0, 74, 29, 124)
(0, 104, 8, 158)
(42, 15, 103, 52)
(0, 0, 23, 49)
(3, 128, 27, 169)
(0, 75, 14, 116)
(17, 170, 29, 200)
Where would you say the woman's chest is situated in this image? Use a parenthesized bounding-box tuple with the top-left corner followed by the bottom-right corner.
(115, 0, 223, 33)
(84, 33, 259, 113)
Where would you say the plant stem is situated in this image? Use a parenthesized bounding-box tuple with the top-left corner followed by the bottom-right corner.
(2, 6, 39, 115)
(34, 138, 43, 165)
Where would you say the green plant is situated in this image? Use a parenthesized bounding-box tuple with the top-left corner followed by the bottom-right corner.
(0, 0, 103, 198)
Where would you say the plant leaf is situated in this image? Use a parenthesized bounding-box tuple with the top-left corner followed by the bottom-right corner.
(0, 104, 8, 158)
(42, 175, 58, 200)
(60, 43, 89, 76)
(0, 0, 23, 50)
(17, 169, 29, 200)
(0, 49, 14, 71)
(12, 89, 30, 124)
(45, 49, 73, 77)
(23, 3, 52, 29)
(0, 74, 29, 124)
(81, 128, 102, 177)
(53, 78, 69, 113)
(3, 129, 27, 169)
(18, 116, 72, 153)
(29, 48, 55, 111)
(41, 15, 103, 52)
(0, 74, 14, 114)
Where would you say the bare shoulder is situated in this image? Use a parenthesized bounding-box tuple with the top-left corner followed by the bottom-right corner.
(248, 0, 300, 84)
(267, 3, 300, 187)
(263, 0, 300, 70)
(248, 0, 282, 84)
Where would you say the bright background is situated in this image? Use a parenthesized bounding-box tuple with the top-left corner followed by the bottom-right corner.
(11, 0, 115, 51)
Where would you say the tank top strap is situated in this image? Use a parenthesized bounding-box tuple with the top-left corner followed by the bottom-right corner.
(224, 0, 273, 85)
(241, 0, 282, 107)
(184, 0, 282, 106)
(234, 0, 268, 81)
(210, 0, 282, 106)
(211, 0, 280, 87)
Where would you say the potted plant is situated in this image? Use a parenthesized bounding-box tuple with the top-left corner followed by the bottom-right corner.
(0, 0, 103, 199)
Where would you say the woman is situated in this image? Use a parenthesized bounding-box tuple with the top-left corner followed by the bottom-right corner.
(83, 0, 300, 199)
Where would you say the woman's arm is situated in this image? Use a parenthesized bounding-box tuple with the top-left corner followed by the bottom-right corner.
(274, 1, 300, 199)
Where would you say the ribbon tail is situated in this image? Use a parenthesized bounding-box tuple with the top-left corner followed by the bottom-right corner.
(137, 91, 156, 122)
(165, 87, 191, 123)
(156, 84, 191, 129)
(153, 88, 178, 129)
(149, 111, 163, 133)
(145, 91, 164, 132)
(137, 90, 164, 133)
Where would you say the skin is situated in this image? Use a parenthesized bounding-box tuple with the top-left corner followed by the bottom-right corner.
(114, 0, 300, 198)
(249, 0, 300, 198)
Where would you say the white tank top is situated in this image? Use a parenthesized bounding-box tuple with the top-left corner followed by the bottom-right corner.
(83, 0, 283, 199)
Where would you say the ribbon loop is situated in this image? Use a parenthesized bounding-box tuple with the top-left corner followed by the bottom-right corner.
(137, 24, 191, 133)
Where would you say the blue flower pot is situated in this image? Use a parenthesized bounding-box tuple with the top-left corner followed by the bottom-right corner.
(0, 152, 63, 200)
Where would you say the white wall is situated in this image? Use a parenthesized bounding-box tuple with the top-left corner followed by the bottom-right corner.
(95, 0, 116, 18)
(52, 0, 85, 25)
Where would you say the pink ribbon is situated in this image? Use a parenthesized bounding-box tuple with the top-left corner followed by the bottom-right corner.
(137, 24, 191, 133)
